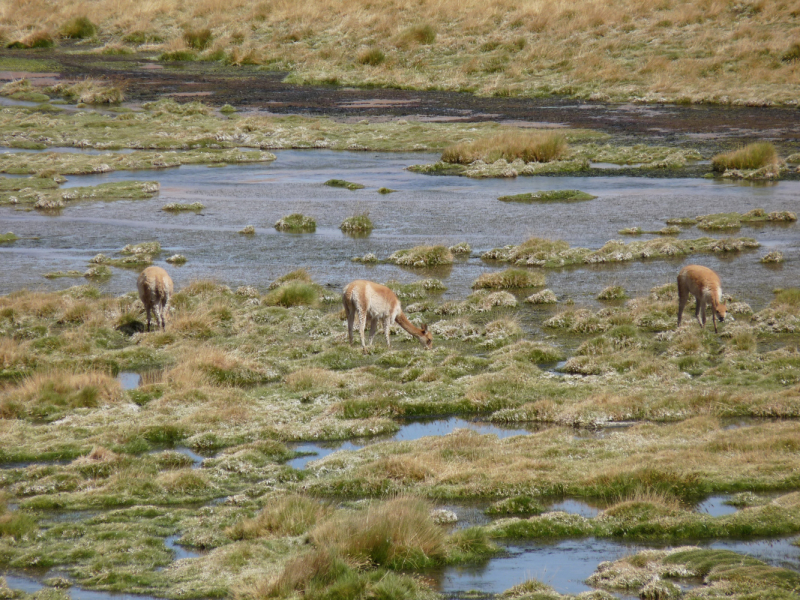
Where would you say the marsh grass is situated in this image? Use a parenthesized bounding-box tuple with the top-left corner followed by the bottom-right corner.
(498, 190, 595, 203)
(325, 179, 365, 191)
(227, 495, 331, 539)
(472, 268, 545, 289)
(442, 131, 567, 164)
(597, 285, 626, 301)
(264, 283, 319, 307)
(310, 497, 447, 570)
(1, 370, 121, 420)
(483, 236, 760, 268)
(388, 245, 453, 267)
(357, 48, 386, 66)
(47, 79, 124, 104)
(340, 213, 374, 233)
(60, 16, 96, 39)
(162, 202, 204, 213)
(274, 213, 316, 233)
(183, 28, 213, 50)
(712, 142, 778, 172)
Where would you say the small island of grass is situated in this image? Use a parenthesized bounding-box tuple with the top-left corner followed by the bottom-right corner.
(498, 190, 596, 203)
(325, 179, 365, 191)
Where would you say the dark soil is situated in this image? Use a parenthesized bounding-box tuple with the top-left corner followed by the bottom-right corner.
(3, 47, 800, 152)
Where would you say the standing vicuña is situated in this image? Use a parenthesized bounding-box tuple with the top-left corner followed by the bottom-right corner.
(677, 265, 726, 333)
(137, 266, 174, 332)
(343, 280, 432, 351)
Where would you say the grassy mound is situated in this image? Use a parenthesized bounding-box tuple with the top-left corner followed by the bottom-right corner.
(388, 245, 453, 267)
(498, 190, 595, 203)
(325, 179, 365, 190)
(275, 213, 316, 232)
(712, 142, 778, 172)
(442, 131, 567, 164)
(340, 213, 373, 233)
(472, 268, 545, 289)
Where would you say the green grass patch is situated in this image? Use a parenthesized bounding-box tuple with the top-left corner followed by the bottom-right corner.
(443, 131, 567, 164)
(712, 142, 778, 172)
(61, 16, 97, 39)
(388, 245, 453, 267)
(325, 179, 365, 190)
(472, 268, 545, 289)
(340, 213, 373, 233)
(275, 213, 316, 232)
(498, 190, 595, 203)
(162, 202, 204, 212)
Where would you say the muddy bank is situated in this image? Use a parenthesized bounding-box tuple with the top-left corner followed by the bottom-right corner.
(2, 49, 800, 149)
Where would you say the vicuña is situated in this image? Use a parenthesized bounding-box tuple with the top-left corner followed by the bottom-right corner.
(343, 280, 432, 351)
(137, 266, 174, 332)
(677, 264, 726, 333)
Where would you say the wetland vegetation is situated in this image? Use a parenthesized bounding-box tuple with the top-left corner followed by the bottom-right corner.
(2, 0, 800, 105)
(0, 3, 799, 594)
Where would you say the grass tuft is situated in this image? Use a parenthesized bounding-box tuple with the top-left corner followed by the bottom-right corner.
(340, 213, 373, 233)
(443, 131, 567, 164)
(388, 245, 453, 267)
(264, 282, 319, 307)
(227, 495, 331, 539)
(275, 213, 316, 232)
(472, 268, 545, 289)
(711, 142, 778, 172)
(183, 28, 213, 50)
(325, 179, 364, 190)
(499, 190, 595, 203)
(61, 16, 96, 39)
(357, 48, 386, 66)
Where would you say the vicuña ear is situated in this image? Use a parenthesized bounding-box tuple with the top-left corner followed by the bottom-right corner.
(421, 323, 428, 332)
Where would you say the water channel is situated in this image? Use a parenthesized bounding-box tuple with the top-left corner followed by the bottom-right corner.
(2, 148, 799, 598)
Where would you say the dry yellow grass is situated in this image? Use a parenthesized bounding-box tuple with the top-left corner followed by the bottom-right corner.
(2, 0, 799, 104)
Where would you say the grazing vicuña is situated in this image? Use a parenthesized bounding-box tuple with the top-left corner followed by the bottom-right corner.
(677, 265, 726, 333)
(137, 266, 174, 332)
(343, 280, 432, 351)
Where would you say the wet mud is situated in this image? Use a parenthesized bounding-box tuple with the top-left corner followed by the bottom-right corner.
(2, 49, 800, 150)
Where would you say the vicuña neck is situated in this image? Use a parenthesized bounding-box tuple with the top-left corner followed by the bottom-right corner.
(395, 312, 424, 337)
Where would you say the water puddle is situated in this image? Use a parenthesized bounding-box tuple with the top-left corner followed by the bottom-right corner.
(288, 417, 545, 469)
(164, 535, 203, 560)
(2, 573, 166, 600)
(116, 371, 141, 390)
(173, 447, 206, 468)
(433, 538, 648, 595)
(547, 499, 604, 518)
(434, 534, 800, 596)
(696, 495, 738, 517)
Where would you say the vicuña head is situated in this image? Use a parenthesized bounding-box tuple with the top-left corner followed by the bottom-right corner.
(677, 264, 726, 333)
(343, 279, 433, 351)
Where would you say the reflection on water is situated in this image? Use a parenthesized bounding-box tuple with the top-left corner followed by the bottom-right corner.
(164, 535, 203, 560)
(0, 150, 797, 311)
(696, 495, 738, 517)
(288, 417, 543, 469)
(2, 574, 166, 600)
(116, 371, 141, 390)
(435, 535, 800, 596)
(434, 538, 647, 595)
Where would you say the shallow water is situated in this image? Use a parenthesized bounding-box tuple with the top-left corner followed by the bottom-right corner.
(164, 535, 203, 560)
(696, 495, 738, 517)
(288, 417, 545, 469)
(116, 371, 141, 390)
(1, 150, 798, 311)
(435, 534, 800, 596)
(2, 574, 165, 600)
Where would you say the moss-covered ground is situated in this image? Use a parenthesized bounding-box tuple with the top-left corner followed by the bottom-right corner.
(0, 266, 799, 598)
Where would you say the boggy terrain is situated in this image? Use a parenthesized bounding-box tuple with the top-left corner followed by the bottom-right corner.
(0, 267, 799, 599)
